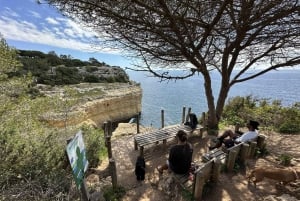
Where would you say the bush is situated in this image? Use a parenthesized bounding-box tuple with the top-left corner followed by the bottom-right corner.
(103, 185, 126, 201)
(278, 154, 292, 166)
(85, 66, 98, 72)
(222, 96, 300, 134)
(81, 125, 107, 168)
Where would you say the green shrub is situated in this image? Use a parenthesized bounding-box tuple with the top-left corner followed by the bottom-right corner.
(278, 154, 292, 166)
(221, 96, 300, 134)
(279, 121, 300, 134)
(255, 147, 269, 157)
(103, 185, 126, 201)
(81, 125, 107, 168)
(85, 66, 99, 72)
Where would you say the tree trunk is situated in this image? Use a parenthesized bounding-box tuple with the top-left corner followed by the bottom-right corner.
(203, 71, 230, 132)
(215, 75, 230, 124)
(202, 71, 218, 131)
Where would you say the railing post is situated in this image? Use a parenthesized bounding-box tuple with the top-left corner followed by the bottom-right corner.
(161, 109, 164, 128)
(193, 171, 205, 201)
(240, 143, 250, 163)
(185, 107, 192, 122)
(104, 121, 113, 159)
(211, 158, 221, 182)
(134, 114, 140, 150)
(80, 180, 90, 201)
(257, 135, 266, 150)
(136, 113, 140, 134)
(182, 106, 186, 124)
(227, 150, 238, 172)
(249, 141, 257, 158)
(109, 158, 118, 189)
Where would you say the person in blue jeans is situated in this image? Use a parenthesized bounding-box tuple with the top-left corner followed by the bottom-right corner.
(157, 130, 193, 174)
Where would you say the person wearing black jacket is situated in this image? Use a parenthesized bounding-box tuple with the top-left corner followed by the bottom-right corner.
(157, 130, 193, 174)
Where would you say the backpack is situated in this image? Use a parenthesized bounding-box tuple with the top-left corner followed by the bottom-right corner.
(135, 156, 145, 181)
(184, 113, 198, 129)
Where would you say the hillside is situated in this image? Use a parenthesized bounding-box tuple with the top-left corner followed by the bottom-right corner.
(15, 49, 129, 85)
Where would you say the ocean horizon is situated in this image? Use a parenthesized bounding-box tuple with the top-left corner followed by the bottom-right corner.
(127, 69, 300, 128)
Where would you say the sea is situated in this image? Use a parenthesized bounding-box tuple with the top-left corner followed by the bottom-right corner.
(127, 69, 300, 128)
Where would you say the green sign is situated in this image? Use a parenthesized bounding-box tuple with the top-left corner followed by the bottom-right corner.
(66, 130, 89, 188)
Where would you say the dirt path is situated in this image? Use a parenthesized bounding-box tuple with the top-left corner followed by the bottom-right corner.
(88, 124, 300, 201)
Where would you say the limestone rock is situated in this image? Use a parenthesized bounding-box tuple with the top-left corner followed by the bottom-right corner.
(40, 83, 142, 128)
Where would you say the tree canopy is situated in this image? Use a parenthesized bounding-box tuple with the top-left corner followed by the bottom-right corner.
(46, 0, 300, 129)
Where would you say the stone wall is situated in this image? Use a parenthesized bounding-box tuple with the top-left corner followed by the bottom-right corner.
(41, 84, 142, 128)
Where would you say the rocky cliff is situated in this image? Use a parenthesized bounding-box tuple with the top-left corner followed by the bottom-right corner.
(40, 82, 142, 128)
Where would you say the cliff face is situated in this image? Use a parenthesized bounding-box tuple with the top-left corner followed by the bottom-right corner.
(42, 83, 142, 128)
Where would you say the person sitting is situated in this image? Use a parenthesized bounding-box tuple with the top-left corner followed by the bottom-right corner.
(157, 130, 193, 174)
(209, 120, 259, 150)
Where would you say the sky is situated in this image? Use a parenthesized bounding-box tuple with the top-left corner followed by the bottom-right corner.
(0, 0, 131, 68)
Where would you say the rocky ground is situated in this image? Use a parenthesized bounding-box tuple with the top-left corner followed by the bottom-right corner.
(86, 123, 300, 201)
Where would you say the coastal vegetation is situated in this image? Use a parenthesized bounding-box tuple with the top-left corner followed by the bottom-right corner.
(221, 96, 300, 134)
(46, 0, 300, 131)
(14, 49, 129, 86)
(0, 36, 108, 200)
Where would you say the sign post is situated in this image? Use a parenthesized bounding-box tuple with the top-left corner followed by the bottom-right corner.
(66, 130, 89, 200)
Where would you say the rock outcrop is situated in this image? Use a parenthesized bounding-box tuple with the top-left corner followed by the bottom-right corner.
(40, 82, 142, 128)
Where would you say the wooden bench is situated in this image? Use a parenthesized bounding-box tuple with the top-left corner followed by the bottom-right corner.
(224, 134, 267, 171)
(202, 148, 226, 163)
(172, 159, 222, 200)
(171, 134, 266, 200)
(134, 124, 203, 157)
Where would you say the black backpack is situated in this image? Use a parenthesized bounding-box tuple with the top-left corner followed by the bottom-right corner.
(135, 156, 145, 181)
(184, 113, 198, 129)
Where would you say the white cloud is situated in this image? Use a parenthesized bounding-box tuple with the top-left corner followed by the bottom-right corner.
(3, 7, 19, 18)
(0, 15, 118, 54)
(45, 17, 59, 25)
(29, 10, 41, 18)
(64, 28, 75, 37)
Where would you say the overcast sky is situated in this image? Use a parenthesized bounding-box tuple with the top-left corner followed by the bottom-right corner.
(0, 0, 130, 67)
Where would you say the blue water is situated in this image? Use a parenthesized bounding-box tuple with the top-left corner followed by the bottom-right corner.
(127, 69, 300, 128)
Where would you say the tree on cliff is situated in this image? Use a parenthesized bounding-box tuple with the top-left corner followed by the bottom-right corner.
(45, 0, 300, 129)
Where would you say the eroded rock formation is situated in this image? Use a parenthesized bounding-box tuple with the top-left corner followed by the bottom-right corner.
(40, 83, 142, 128)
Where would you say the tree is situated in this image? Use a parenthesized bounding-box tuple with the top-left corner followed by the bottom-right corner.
(88, 57, 101, 65)
(0, 35, 22, 80)
(46, 0, 300, 129)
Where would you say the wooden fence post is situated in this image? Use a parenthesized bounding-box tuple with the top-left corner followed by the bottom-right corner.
(185, 107, 192, 122)
(240, 143, 250, 163)
(104, 121, 113, 159)
(80, 180, 90, 201)
(257, 135, 266, 150)
(211, 159, 221, 182)
(227, 150, 238, 172)
(249, 141, 257, 158)
(134, 115, 139, 150)
(182, 106, 186, 124)
(109, 158, 118, 189)
(193, 171, 205, 201)
(161, 109, 164, 128)
(136, 113, 140, 134)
